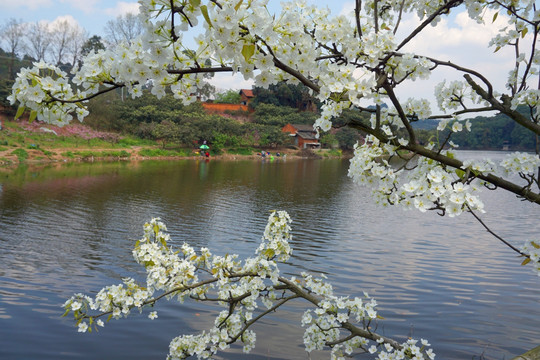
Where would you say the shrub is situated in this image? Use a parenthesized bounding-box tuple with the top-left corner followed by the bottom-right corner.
(138, 148, 186, 157)
(12, 148, 29, 162)
(227, 147, 255, 155)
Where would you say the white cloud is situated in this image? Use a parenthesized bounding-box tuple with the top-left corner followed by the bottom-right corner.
(209, 73, 254, 92)
(391, 9, 517, 112)
(399, 10, 512, 66)
(22, 15, 83, 31)
(59, 0, 100, 14)
(0, 0, 53, 11)
(104, 1, 140, 17)
(50, 14, 81, 28)
(339, 1, 355, 17)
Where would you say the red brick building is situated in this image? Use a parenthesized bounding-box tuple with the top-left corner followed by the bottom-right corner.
(281, 124, 320, 149)
(239, 89, 254, 105)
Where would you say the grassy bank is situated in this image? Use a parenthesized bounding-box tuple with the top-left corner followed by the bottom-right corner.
(0, 120, 345, 167)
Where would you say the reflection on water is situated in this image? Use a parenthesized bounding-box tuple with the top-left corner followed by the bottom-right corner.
(0, 155, 539, 360)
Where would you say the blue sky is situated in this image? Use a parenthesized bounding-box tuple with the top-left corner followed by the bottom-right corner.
(0, 1, 141, 37)
(0, 0, 353, 90)
(0, 0, 351, 37)
(0, 0, 520, 104)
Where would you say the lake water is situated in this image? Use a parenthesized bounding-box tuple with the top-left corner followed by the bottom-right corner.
(0, 152, 539, 359)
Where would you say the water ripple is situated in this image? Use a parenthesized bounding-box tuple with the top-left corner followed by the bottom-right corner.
(0, 157, 538, 360)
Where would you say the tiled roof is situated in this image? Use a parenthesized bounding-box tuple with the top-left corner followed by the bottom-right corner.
(290, 124, 315, 132)
(240, 89, 254, 97)
(297, 130, 318, 140)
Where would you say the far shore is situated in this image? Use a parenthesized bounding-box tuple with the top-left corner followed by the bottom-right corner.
(0, 145, 350, 170)
(0, 118, 350, 170)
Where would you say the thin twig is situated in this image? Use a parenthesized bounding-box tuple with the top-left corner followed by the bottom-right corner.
(468, 208, 527, 256)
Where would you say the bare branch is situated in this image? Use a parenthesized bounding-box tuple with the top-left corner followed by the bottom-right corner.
(468, 208, 528, 257)
(394, 0, 463, 53)
(464, 74, 540, 136)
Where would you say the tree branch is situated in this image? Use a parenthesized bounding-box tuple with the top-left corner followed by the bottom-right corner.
(468, 208, 527, 257)
(394, 0, 463, 53)
(227, 294, 300, 344)
(278, 277, 404, 351)
(382, 80, 417, 144)
(45, 83, 124, 104)
(464, 74, 540, 136)
(405, 142, 540, 204)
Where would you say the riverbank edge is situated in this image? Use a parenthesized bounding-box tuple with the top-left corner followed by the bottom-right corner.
(0, 146, 352, 171)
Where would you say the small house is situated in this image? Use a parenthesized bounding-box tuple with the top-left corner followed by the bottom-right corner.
(282, 124, 320, 149)
(239, 89, 254, 105)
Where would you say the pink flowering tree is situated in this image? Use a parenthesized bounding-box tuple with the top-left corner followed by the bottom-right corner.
(9, 0, 540, 358)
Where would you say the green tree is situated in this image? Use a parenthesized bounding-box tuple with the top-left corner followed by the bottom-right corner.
(80, 35, 106, 57)
(152, 120, 180, 148)
(319, 132, 338, 148)
(258, 126, 287, 148)
(1, 18, 26, 80)
(251, 81, 319, 111)
(214, 89, 241, 104)
(335, 127, 361, 150)
(253, 103, 318, 127)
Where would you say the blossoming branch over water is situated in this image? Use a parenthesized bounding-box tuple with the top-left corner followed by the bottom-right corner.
(10, 0, 540, 357)
(63, 211, 436, 360)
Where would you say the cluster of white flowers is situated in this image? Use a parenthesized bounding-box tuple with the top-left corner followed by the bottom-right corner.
(511, 90, 540, 119)
(8, 61, 89, 126)
(256, 210, 292, 262)
(500, 152, 540, 176)
(370, 338, 436, 360)
(63, 276, 152, 334)
(348, 135, 487, 216)
(434, 80, 486, 112)
(300, 272, 436, 359)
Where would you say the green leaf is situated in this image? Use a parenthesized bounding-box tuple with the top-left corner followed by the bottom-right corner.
(29, 110, 37, 123)
(494, 46, 501, 53)
(107, 313, 113, 322)
(455, 169, 465, 179)
(15, 106, 25, 120)
(521, 28, 528, 38)
(264, 249, 275, 258)
(521, 257, 531, 266)
(234, 0, 243, 11)
(492, 12, 498, 23)
(241, 44, 255, 62)
(200, 5, 212, 28)
(160, 237, 168, 249)
(531, 242, 540, 249)
(62, 308, 71, 317)
(190, 0, 201, 6)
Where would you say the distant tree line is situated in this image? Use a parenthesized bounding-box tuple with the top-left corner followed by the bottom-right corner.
(0, 14, 143, 75)
(0, 14, 140, 114)
(444, 109, 537, 151)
